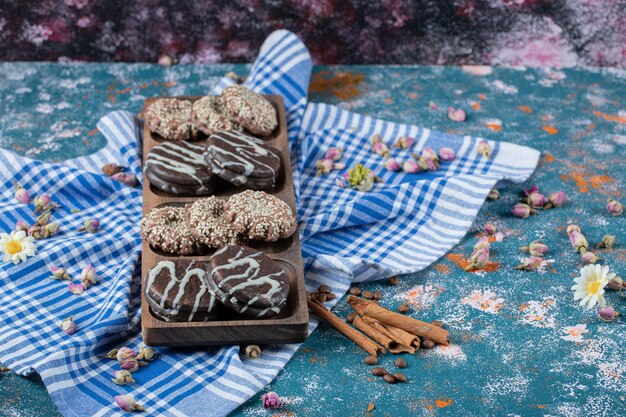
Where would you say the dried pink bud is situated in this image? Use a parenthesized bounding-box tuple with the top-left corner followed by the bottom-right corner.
(372, 142, 389, 157)
(60, 316, 77, 335)
(115, 394, 144, 412)
(512, 203, 535, 218)
(494, 231, 506, 242)
(568, 229, 588, 253)
(370, 133, 382, 145)
(514, 256, 546, 271)
(120, 358, 139, 372)
(523, 185, 539, 197)
(597, 234, 616, 249)
(81, 264, 97, 288)
(325, 147, 343, 161)
(607, 276, 624, 291)
(393, 136, 414, 149)
(78, 218, 100, 233)
(28, 225, 44, 240)
(316, 158, 334, 176)
(477, 141, 491, 158)
(68, 282, 85, 294)
(15, 220, 30, 232)
(44, 222, 59, 237)
(111, 172, 139, 187)
(474, 237, 490, 251)
(34, 194, 52, 208)
(422, 147, 438, 161)
(521, 240, 549, 257)
(36, 210, 52, 226)
(429, 101, 438, 110)
(447, 107, 466, 122)
(438, 147, 455, 161)
(262, 392, 282, 409)
(581, 251, 600, 264)
(116, 347, 138, 363)
(402, 160, 420, 174)
(607, 198, 623, 216)
(526, 192, 548, 208)
(383, 158, 402, 171)
(112, 370, 135, 385)
(15, 186, 30, 204)
(137, 347, 157, 362)
(484, 223, 497, 236)
(566, 224, 580, 235)
(548, 191, 566, 208)
(598, 306, 620, 322)
(50, 266, 71, 280)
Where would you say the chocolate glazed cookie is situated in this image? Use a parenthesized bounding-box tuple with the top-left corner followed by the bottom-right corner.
(144, 141, 219, 196)
(208, 245, 289, 319)
(145, 259, 220, 322)
(204, 130, 282, 190)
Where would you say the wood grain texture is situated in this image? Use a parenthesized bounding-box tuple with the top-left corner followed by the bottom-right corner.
(141, 95, 309, 347)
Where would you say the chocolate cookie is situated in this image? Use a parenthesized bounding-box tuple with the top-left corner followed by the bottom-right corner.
(141, 207, 199, 255)
(223, 190, 297, 242)
(145, 260, 219, 322)
(191, 96, 242, 136)
(144, 141, 218, 196)
(184, 197, 242, 248)
(144, 98, 197, 141)
(208, 245, 289, 318)
(221, 85, 278, 136)
(204, 130, 282, 190)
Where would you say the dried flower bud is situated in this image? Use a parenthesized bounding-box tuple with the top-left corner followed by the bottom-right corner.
(335, 178, 347, 188)
(60, 316, 77, 335)
(422, 146, 438, 161)
(438, 147, 455, 161)
(262, 392, 282, 409)
(370, 133, 382, 145)
(50, 266, 71, 280)
(112, 370, 135, 385)
(45, 222, 59, 237)
(15, 220, 30, 232)
(383, 158, 401, 171)
(607, 198, 623, 216)
(346, 164, 378, 192)
(523, 185, 539, 197)
(101, 163, 124, 177)
(512, 203, 535, 218)
(68, 282, 85, 294)
(477, 140, 491, 158)
(607, 276, 624, 291)
(111, 172, 139, 187)
(33, 194, 56, 214)
(15, 185, 30, 204)
(116, 347, 138, 363)
(597, 234, 616, 249)
(484, 223, 497, 236)
(447, 107, 466, 122)
(28, 225, 44, 240)
(393, 136, 414, 149)
(372, 142, 389, 157)
(100, 349, 119, 359)
(158, 54, 174, 67)
(598, 306, 620, 323)
(325, 147, 343, 161)
(402, 160, 420, 174)
(136, 347, 157, 362)
(525, 192, 548, 208)
(78, 218, 100, 233)
(429, 101, 438, 110)
(494, 231, 506, 242)
(487, 189, 500, 201)
(566, 224, 581, 235)
(581, 251, 600, 264)
(81, 264, 97, 289)
(36, 210, 52, 226)
(514, 256, 546, 271)
(115, 394, 144, 412)
(120, 358, 139, 372)
(243, 344, 261, 358)
(569, 230, 588, 253)
(316, 158, 334, 176)
(474, 237, 490, 251)
(520, 240, 549, 257)
(547, 191, 566, 208)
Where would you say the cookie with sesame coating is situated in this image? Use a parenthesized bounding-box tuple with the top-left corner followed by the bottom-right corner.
(184, 197, 242, 248)
(191, 96, 243, 136)
(141, 206, 199, 255)
(144, 98, 197, 141)
(221, 85, 278, 136)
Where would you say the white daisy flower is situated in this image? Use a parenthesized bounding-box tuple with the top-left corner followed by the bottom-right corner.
(571, 264, 614, 310)
(0, 230, 37, 264)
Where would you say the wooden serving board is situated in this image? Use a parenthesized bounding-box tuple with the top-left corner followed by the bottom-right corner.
(140, 95, 309, 347)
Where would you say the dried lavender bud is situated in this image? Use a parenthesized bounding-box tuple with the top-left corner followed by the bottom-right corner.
(244, 345, 261, 358)
(318, 285, 331, 293)
(373, 291, 382, 300)
(346, 312, 357, 323)
(371, 367, 387, 376)
(349, 287, 362, 296)
(388, 276, 400, 286)
(397, 303, 410, 314)
(394, 358, 407, 368)
(392, 372, 408, 382)
(364, 356, 378, 365)
(422, 339, 435, 349)
(362, 290, 374, 300)
(383, 373, 397, 384)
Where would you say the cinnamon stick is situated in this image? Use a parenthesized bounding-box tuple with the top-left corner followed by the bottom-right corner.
(361, 316, 419, 354)
(347, 296, 449, 345)
(353, 315, 395, 349)
(308, 299, 385, 356)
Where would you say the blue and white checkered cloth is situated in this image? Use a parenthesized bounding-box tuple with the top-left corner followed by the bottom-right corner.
(0, 30, 539, 416)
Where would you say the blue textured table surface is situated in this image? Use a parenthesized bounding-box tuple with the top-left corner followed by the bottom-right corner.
(0, 63, 625, 417)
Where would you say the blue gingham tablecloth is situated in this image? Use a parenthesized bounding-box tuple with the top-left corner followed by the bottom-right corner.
(0, 30, 540, 416)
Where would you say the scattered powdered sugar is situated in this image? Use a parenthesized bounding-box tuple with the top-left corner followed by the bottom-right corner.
(491, 80, 519, 94)
(427, 344, 467, 363)
(461, 289, 505, 314)
(560, 324, 588, 342)
(596, 362, 626, 392)
(394, 284, 444, 310)
(518, 297, 556, 328)
(483, 373, 530, 397)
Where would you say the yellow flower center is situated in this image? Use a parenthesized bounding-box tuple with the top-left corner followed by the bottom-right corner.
(588, 281, 601, 295)
(5, 240, 22, 255)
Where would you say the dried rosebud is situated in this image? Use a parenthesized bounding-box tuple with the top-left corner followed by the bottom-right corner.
(597, 234, 616, 249)
(447, 107, 466, 122)
(28, 225, 44, 240)
(243, 344, 261, 358)
(393, 136, 414, 149)
(325, 147, 343, 161)
(101, 163, 124, 177)
(158, 54, 173, 67)
(262, 392, 282, 409)
(60, 316, 77, 335)
(120, 358, 139, 372)
(514, 256, 546, 271)
(116, 347, 137, 363)
(512, 203, 535, 218)
(566, 224, 581, 235)
(487, 189, 500, 201)
(370, 133, 382, 145)
(581, 251, 600, 264)
(474, 236, 490, 251)
(136, 347, 157, 362)
(15, 220, 29, 232)
(372, 142, 389, 157)
(484, 223, 497, 236)
(114, 394, 144, 412)
(525, 192, 548, 208)
(78, 218, 100, 233)
(569, 230, 588, 253)
(50, 266, 71, 280)
(111, 370, 135, 385)
(607, 276, 624, 291)
(111, 172, 139, 187)
(524, 185, 539, 197)
(607, 198, 623, 216)
(403, 160, 420, 174)
(45, 222, 59, 237)
(438, 147, 455, 161)
(477, 140, 491, 158)
(429, 101, 438, 110)
(100, 349, 118, 359)
(598, 306, 620, 322)
(36, 210, 52, 226)
(422, 146, 438, 161)
(33, 194, 57, 214)
(494, 231, 506, 242)
(547, 191, 566, 208)
(521, 240, 549, 257)
(383, 158, 401, 171)
(81, 264, 97, 289)
(316, 158, 334, 176)
(15, 185, 30, 204)
(68, 282, 85, 294)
